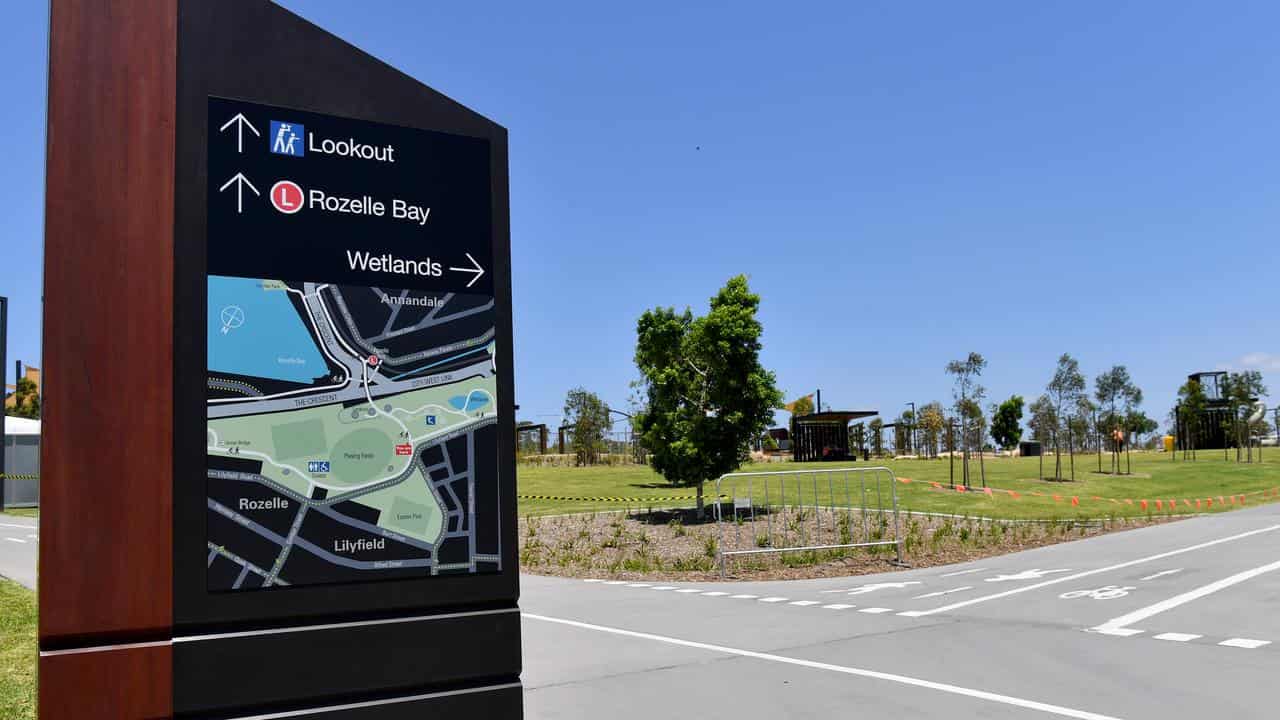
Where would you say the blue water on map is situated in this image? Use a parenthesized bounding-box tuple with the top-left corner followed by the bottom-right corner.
(208, 275, 326, 384)
(449, 392, 490, 412)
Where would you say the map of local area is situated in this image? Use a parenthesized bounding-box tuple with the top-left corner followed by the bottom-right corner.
(206, 275, 501, 591)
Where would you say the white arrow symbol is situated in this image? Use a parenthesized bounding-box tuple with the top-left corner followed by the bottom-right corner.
(219, 113, 260, 154)
(219, 172, 260, 214)
(448, 252, 486, 288)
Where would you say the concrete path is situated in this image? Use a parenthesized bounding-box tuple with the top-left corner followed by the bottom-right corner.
(522, 502, 1280, 719)
(0, 514, 37, 589)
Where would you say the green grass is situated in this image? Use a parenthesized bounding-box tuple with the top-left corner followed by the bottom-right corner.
(518, 452, 1280, 519)
(0, 509, 37, 519)
(0, 581, 35, 720)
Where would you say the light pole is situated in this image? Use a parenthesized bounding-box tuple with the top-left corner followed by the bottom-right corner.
(907, 401, 916, 457)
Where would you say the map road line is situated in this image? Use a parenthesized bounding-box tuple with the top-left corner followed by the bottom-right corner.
(898, 523, 1280, 618)
(522, 613, 1125, 720)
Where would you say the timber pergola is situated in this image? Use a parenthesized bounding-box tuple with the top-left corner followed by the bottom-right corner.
(791, 410, 879, 462)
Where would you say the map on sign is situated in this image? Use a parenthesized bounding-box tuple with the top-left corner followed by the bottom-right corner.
(204, 97, 501, 591)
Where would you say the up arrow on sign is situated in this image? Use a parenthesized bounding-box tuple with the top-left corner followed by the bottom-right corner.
(218, 172, 260, 214)
(219, 112, 260, 154)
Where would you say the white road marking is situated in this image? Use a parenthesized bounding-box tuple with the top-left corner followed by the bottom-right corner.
(790, 600, 821, 606)
(650, 586, 676, 591)
(985, 569, 1073, 583)
(1219, 638, 1271, 649)
(912, 586, 972, 600)
(729, 594, 758, 599)
(1092, 558, 1280, 636)
(941, 568, 986, 577)
(902, 523, 1280, 618)
(759, 597, 789, 603)
(701, 591, 729, 597)
(627, 583, 652, 588)
(4, 538, 25, 544)
(523, 613, 1126, 720)
(674, 588, 703, 594)
(0, 523, 37, 530)
(583, 579, 604, 583)
(604, 580, 629, 585)
(1153, 633, 1201, 642)
(1140, 569, 1182, 581)
(821, 581, 921, 595)
(822, 604, 855, 610)
(859, 607, 894, 614)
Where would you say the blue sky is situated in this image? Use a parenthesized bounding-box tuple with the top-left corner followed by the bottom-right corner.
(2, 1, 1276, 431)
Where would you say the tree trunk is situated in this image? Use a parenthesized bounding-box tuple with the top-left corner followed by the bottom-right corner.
(695, 481, 705, 520)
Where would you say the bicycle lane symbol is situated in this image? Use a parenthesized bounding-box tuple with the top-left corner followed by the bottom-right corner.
(1059, 585, 1135, 600)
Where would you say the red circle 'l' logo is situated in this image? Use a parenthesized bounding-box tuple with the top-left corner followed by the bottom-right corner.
(270, 180, 304, 214)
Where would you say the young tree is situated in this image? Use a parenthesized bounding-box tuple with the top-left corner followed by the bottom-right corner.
(1176, 379, 1207, 460)
(634, 276, 782, 517)
(946, 352, 987, 487)
(1028, 395, 1057, 480)
(990, 395, 1025, 451)
(563, 387, 611, 466)
(869, 417, 885, 456)
(1224, 371, 1268, 462)
(919, 402, 946, 458)
(1094, 366, 1141, 475)
(1046, 353, 1085, 481)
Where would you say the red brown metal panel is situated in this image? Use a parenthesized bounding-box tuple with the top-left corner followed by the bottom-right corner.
(40, 0, 177, 649)
(39, 644, 172, 720)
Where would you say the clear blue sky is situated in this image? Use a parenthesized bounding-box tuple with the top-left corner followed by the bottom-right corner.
(2, 1, 1276, 431)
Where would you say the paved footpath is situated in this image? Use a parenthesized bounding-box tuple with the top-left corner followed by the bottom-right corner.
(523, 502, 1280, 719)
(0, 514, 37, 589)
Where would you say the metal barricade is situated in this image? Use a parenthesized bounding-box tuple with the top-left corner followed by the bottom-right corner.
(713, 467, 903, 577)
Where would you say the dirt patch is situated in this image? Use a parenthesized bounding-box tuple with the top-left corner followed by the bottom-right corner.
(519, 508, 1184, 582)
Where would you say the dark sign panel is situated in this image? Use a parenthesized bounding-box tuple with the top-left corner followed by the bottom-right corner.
(205, 98, 502, 591)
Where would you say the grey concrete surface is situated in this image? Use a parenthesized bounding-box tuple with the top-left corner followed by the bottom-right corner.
(0, 515, 37, 589)
(522, 502, 1280, 719)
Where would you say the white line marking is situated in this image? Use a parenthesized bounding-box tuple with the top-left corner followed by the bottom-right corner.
(0, 523, 37, 530)
(1094, 628, 1144, 637)
(1220, 638, 1271, 649)
(789, 600, 821, 606)
(650, 586, 676, 591)
(913, 586, 972, 600)
(941, 568, 986, 577)
(674, 588, 703, 594)
(4, 538, 25, 544)
(759, 597, 789, 603)
(1153, 633, 1201, 642)
(906, 524, 1280, 618)
(604, 580, 629, 585)
(627, 583, 652, 588)
(1140, 569, 1182, 581)
(583, 579, 604, 583)
(729, 594, 758, 599)
(701, 591, 730, 597)
(822, 604, 855, 610)
(1092, 558, 1280, 635)
(859, 607, 894, 614)
(523, 613, 1125, 720)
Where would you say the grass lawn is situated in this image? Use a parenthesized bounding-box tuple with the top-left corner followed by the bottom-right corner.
(0, 509, 37, 519)
(0, 581, 35, 720)
(518, 451, 1280, 519)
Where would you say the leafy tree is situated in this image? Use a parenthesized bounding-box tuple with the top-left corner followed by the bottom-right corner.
(1095, 366, 1142, 474)
(563, 387, 611, 466)
(919, 402, 946, 458)
(8, 377, 40, 420)
(1224, 371, 1268, 462)
(786, 394, 814, 417)
(1028, 395, 1057, 480)
(1176, 379, 1207, 460)
(1046, 353, 1085, 481)
(945, 352, 987, 487)
(869, 417, 884, 456)
(990, 395, 1025, 450)
(634, 276, 782, 517)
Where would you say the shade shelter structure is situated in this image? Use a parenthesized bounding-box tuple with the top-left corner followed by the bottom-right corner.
(791, 410, 879, 462)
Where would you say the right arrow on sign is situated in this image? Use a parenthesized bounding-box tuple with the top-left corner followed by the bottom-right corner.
(219, 172, 260, 214)
(448, 252, 486, 288)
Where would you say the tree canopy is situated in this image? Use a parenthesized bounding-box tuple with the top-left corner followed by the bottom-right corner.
(634, 275, 782, 515)
(990, 395, 1024, 450)
(562, 387, 611, 466)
